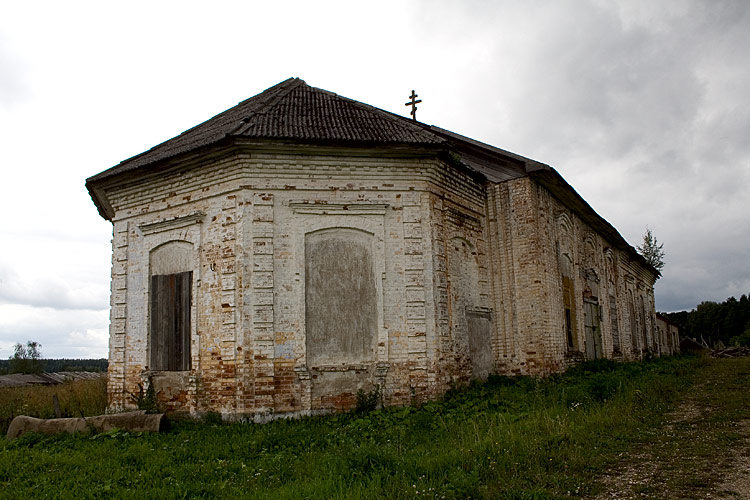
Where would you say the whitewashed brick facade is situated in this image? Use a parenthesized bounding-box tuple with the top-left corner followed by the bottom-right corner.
(88, 79, 670, 418)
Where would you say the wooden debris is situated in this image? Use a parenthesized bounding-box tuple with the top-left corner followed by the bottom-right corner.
(711, 346, 750, 358)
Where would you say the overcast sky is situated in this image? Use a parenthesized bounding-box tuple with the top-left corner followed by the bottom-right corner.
(1, 0, 748, 359)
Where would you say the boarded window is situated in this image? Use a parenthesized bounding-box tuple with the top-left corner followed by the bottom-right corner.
(609, 293, 620, 354)
(629, 294, 639, 354)
(562, 275, 578, 350)
(150, 271, 192, 371)
(305, 229, 377, 366)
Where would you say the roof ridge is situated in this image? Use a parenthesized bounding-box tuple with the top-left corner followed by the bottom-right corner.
(180, 79, 304, 137)
(230, 78, 307, 135)
(234, 77, 302, 108)
(257, 77, 306, 113)
(323, 87, 443, 140)
(228, 78, 304, 135)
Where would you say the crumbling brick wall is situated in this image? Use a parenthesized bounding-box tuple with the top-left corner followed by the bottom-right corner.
(104, 146, 660, 417)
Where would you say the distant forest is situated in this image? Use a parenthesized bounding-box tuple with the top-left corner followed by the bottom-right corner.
(0, 358, 108, 375)
(662, 294, 750, 348)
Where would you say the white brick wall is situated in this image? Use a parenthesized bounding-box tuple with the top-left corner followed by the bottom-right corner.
(103, 146, 661, 416)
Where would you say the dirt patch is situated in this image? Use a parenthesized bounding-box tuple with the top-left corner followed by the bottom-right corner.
(592, 365, 750, 500)
(593, 452, 661, 499)
(713, 420, 750, 499)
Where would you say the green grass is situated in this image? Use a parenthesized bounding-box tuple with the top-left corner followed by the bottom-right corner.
(0, 356, 714, 499)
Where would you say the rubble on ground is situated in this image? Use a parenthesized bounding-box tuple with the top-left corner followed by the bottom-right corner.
(711, 346, 750, 358)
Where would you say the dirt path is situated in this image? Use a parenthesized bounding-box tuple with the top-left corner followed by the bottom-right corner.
(713, 420, 750, 498)
(593, 358, 750, 499)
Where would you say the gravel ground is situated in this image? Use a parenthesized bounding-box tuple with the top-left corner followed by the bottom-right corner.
(594, 361, 750, 500)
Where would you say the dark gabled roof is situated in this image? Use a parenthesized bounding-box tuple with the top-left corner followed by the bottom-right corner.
(84, 78, 657, 276)
(87, 78, 445, 183)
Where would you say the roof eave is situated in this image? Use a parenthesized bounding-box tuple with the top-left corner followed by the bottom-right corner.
(85, 136, 238, 222)
(85, 180, 115, 221)
(85, 137, 447, 222)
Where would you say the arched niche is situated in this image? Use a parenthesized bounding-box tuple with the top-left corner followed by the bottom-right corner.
(305, 228, 377, 367)
(582, 233, 597, 265)
(446, 236, 491, 379)
(604, 248, 617, 284)
(557, 212, 573, 236)
(150, 241, 193, 276)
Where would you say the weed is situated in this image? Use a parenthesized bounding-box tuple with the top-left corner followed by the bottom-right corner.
(129, 376, 160, 414)
(354, 384, 381, 414)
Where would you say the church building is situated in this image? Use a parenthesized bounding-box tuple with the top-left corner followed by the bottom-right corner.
(86, 78, 670, 417)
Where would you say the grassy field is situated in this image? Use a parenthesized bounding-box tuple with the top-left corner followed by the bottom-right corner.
(0, 376, 107, 435)
(1, 355, 746, 499)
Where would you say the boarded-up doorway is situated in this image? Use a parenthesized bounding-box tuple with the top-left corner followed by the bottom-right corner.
(466, 309, 493, 379)
(150, 271, 192, 371)
(447, 236, 491, 379)
(583, 300, 603, 360)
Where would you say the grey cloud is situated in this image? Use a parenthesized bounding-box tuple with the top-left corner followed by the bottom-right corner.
(0, 306, 108, 359)
(0, 264, 109, 311)
(518, 5, 704, 165)
(415, 0, 750, 312)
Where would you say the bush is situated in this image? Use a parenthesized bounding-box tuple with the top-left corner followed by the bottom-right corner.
(729, 331, 750, 347)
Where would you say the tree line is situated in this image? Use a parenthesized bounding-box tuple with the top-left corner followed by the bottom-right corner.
(0, 358, 108, 375)
(662, 294, 750, 348)
(1, 341, 108, 375)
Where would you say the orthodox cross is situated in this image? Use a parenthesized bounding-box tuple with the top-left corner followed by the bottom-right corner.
(405, 90, 422, 121)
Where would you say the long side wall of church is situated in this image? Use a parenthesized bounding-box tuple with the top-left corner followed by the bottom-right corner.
(486, 177, 660, 376)
(485, 177, 556, 374)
